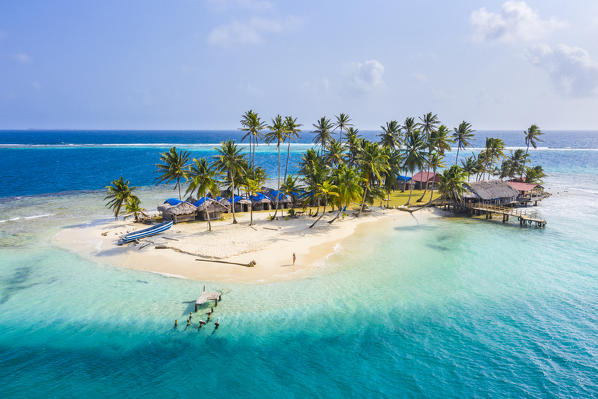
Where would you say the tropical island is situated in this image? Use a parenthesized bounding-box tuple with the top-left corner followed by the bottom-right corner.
(54, 111, 547, 282)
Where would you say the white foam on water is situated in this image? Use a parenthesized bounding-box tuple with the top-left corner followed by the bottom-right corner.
(24, 213, 55, 220)
(149, 271, 188, 279)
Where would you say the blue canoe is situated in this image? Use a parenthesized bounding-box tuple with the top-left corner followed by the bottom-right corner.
(118, 220, 173, 245)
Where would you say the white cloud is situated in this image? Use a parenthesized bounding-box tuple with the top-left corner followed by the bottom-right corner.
(526, 44, 598, 97)
(207, 15, 302, 47)
(12, 53, 32, 63)
(471, 1, 563, 43)
(343, 59, 385, 93)
(205, 0, 273, 12)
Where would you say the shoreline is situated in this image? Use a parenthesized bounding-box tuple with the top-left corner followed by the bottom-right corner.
(52, 207, 442, 284)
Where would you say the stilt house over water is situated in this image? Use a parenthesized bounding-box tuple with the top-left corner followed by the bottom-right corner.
(463, 181, 520, 206)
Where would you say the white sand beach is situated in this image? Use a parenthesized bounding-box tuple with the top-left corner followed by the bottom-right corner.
(53, 208, 440, 283)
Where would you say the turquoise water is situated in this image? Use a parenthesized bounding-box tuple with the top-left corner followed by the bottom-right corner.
(0, 131, 597, 397)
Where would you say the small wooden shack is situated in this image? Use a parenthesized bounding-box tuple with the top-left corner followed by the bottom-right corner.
(412, 171, 439, 190)
(251, 194, 272, 211)
(506, 181, 544, 206)
(196, 199, 229, 221)
(159, 201, 198, 223)
(463, 180, 519, 206)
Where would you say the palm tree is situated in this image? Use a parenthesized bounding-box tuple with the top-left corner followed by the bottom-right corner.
(403, 130, 427, 205)
(438, 165, 468, 205)
(417, 112, 440, 200)
(123, 195, 147, 222)
(418, 125, 452, 201)
(242, 177, 262, 226)
(186, 157, 220, 231)
(452, 121, 475, 164)
(401, 117, 418, 190)
(281, 175, 300, 211)
(524, 124, 543, 154)
(460, 154, 478, 182)
(357, 141, 389, 217)
(300, 149, 327, 216)
(265, 115, 286, 219)
(482, 137, 506, 179)
(240, 110, 266, 167)
(335, 113, 352, 143)
(283, 116, 302, 183)
(500, 149, 529, 180)
(155, 147, 191, 200)
(427, 152, 445, 204)
(525, 165, 546, 184)
(312, 117, 334, 150)
(345, 127, 363, 166)
(309, 180, 338, 228)
(326, 138, 345, 167)
(213, 140, 246, 224)
(329, 164, 362, 223)
(378, 120, 400, 149)
(105, 176, 135, 219)
(383, 149, 403, 207)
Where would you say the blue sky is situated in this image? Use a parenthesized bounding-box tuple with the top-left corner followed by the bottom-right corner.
(1, 0, 598, 130)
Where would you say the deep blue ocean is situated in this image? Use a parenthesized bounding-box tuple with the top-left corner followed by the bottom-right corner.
(0, 130, 597, 398)
(1, 129, 597, 197)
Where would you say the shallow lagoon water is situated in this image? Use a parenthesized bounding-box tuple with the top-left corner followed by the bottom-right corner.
(0, 131, 597, 398)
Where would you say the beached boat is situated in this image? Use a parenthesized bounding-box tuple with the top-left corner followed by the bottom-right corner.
(118, 220, 173, 245)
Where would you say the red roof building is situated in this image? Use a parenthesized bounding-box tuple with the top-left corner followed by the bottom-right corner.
(506, 181, 537, 193)
(412, 171, 439, 183)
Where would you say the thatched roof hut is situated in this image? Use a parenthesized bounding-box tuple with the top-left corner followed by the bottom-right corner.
(161, 201, 198, 223)
(464, 181, 519, 204)
(266, 190, 293, 208)
(250, 193, 272, 210)
(196, 199, 229, 221)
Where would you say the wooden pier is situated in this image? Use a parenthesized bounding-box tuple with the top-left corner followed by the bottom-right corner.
(194, 286, 222, 311)
(465, 203, 547, 228)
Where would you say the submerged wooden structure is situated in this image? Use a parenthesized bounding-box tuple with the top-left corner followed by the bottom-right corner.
(465, 203, 547, 227)
(194, 286, 222, 311)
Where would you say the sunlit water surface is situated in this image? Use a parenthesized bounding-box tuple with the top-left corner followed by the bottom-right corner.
(0, 131, 597, 398)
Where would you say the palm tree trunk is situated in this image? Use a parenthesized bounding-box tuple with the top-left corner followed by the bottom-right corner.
(387, 190, 390, 208)
(407, 172, 414, 205)
(249, 202, 253, 226)
(177, 178, 181, 200)
(455, 146, 460, 164)
(328, 203, 343, 224)
(284, 141, 291, 183)
(205, 194, 212, 231)
(231, 177, 237, 224)
(273, 143, 281, 219)
(309, 201, 326, 228)
(314, 197, 320, 217)
(250, 135, 253, 168)
(427, 168, 437, 205)
(357, 186, 368, 217)
(418, 159, 431, 202)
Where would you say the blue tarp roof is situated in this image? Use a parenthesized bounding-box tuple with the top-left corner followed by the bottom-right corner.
(164, 198, 182, 205)
(267, 190, 290, 201)
(193, 198, 207, 207)
(250, 193, 270, 201)
(397, 175, 411, 181)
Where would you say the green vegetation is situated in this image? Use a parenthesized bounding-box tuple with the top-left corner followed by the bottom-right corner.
(104, 177, 136, 219)
(106, 110, 547, 225)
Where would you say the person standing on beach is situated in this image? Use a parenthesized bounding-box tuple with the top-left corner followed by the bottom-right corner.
(293, 253, 296, 265)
